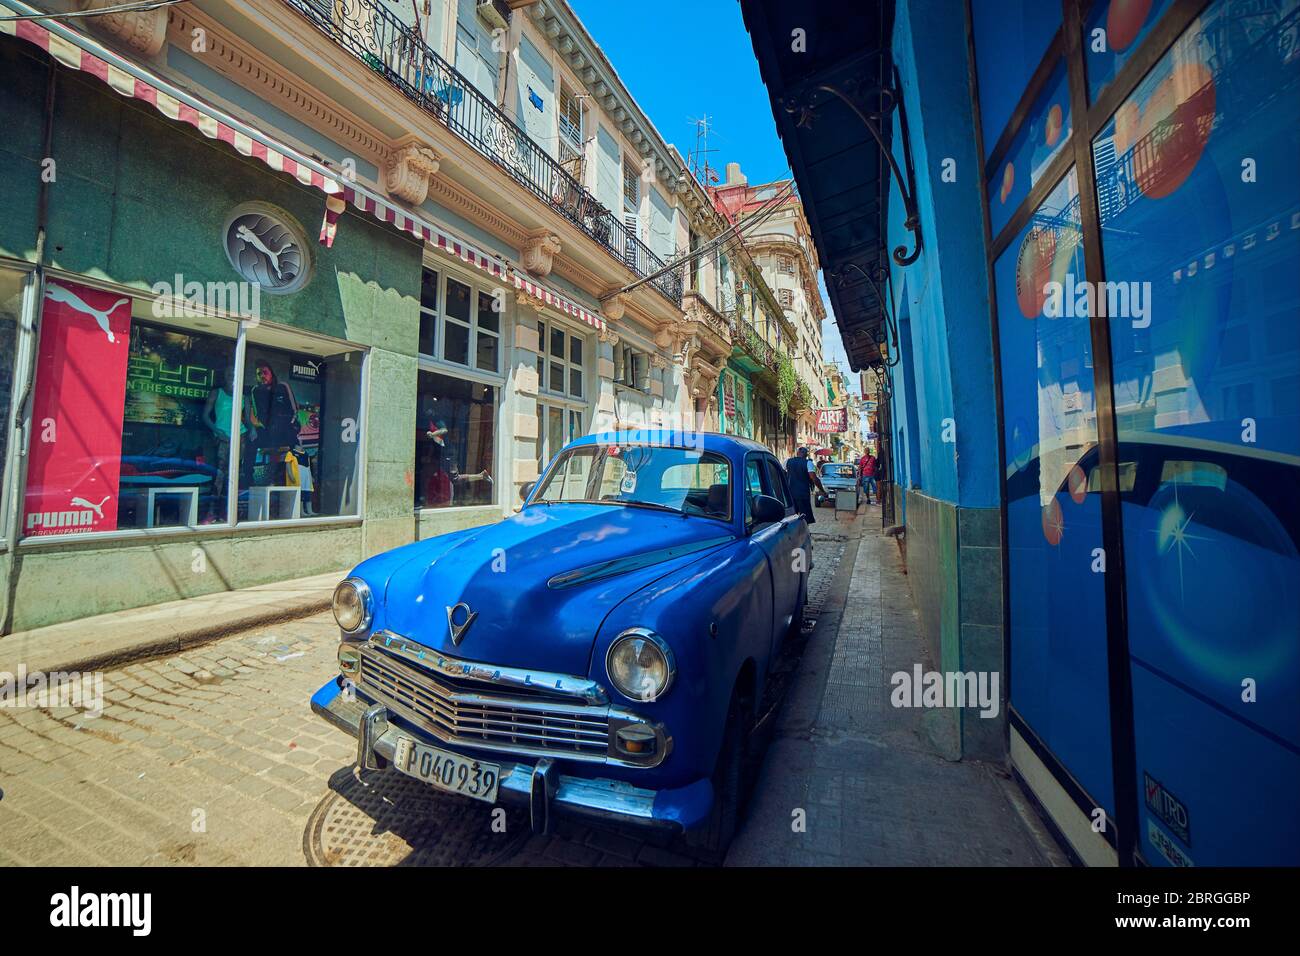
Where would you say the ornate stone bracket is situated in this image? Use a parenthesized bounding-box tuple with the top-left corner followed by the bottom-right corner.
(598, 290, 627, 323)
(384, 143, 441, 206)
(522, 229, 563, 277)
(78, 0, 169, 56)
(684, 356, 721, 399)
(598, 326, 621, 346)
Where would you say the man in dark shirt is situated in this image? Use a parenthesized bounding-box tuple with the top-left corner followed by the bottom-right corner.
(785, 446, 826, 524)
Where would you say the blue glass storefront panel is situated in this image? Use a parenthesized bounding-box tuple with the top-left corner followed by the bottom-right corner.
(972, 0, 1062, 158)
(1084, 0, 1173, 103)
(1092, 0, 1300, 866)
(996, 170, 1115, 817)
(987, 61, 1073, 239)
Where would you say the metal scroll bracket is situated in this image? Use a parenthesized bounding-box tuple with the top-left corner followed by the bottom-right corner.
(781, 61, 923, 266)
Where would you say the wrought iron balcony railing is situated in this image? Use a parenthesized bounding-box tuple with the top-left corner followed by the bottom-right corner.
(285, 0, 684, 306)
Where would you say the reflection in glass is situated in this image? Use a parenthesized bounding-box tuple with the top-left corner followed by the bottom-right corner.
(1091, 0, 1300, 865)
(995, 168, 1115, 815)
(415, 369, 496, 509)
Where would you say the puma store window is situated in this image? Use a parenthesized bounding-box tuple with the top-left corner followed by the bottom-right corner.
(19, 277, 364, 539)
(0, 267, 29, 546)
(238, 325, 364, 523)
(415, 369, 496, 510)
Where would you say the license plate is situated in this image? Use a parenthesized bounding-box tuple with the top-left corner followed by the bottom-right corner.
(392, 735, 500, 803)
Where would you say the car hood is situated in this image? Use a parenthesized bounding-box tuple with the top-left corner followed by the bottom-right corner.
(378, 504, 735, 675)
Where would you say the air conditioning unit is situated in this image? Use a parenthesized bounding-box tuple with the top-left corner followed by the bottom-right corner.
(476, 0, 510, 31)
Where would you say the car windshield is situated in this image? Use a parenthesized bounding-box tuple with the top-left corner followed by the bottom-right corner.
(534, 444, 732, 521)
(820, 463, 856, 478)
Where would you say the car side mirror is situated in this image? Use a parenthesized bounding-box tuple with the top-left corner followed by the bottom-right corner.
(751, 494, 785, 527)
(519, 481, 535, 503)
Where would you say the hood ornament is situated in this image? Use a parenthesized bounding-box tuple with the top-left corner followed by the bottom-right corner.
(445, 602, 478, 646)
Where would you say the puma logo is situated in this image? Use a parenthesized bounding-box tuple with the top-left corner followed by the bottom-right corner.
(236, 225, 294, 279)
(44, 284, 127, 344)
(70, 495, 110, 519)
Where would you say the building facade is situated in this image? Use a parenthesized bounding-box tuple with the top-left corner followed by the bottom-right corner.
(743, 0, 1300, 867)
(0, 0, 804, 633)
(709, 162, 824, 454)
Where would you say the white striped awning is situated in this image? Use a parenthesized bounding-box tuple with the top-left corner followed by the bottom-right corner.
(0, 0, 604, 330)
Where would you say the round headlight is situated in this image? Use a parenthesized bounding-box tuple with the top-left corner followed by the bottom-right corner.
(332, 578, 372, 634)
(606, 628, 675, 702)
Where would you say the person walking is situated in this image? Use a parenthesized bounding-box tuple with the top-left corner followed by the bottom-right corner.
(858, 450, 878, 505)
(786, 446, 826, 525)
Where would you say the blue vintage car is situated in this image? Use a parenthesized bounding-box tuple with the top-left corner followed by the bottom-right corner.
(311, 430, 811, 856)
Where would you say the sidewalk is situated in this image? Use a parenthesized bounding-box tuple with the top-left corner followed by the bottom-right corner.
(0, 570, 347, 676)
(727, 509, 1066, 866)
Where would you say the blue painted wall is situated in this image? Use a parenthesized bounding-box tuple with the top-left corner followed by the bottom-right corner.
(884, 0, 1000, 510)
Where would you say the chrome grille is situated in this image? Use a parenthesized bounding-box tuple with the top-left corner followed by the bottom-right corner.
(358, 644, 611, 759)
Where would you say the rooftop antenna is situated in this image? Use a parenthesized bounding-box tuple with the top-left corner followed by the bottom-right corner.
(687, 113, 720, 187)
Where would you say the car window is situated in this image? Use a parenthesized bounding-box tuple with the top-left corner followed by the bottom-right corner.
(744, 457, 767, 524)
(534, 444, 732, 521)
(820, 463, 856, 478)
(764, 457, 790, 510)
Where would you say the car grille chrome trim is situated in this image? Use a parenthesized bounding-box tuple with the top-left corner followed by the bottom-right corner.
(370, 630, 608, 704)
(356, 641, 668, 767)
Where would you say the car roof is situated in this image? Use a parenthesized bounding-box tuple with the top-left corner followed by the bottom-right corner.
(566, 429, 777, 458)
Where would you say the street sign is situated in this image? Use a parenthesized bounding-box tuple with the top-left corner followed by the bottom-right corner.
(815, 407, 848, 433)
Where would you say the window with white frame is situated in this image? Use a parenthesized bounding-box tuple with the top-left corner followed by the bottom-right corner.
(778, 255, 794, 275)
(536, 319, 586, 400)
(418, 267, 501, 374)
(536, 403, 584, 477)
(778, 288, 794, 310)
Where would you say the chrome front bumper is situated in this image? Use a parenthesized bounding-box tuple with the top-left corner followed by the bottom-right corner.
(311, 677, 708, 836)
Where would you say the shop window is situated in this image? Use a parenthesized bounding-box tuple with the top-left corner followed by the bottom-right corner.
(994, 169, 1115, 816)
(0, 269, 27, 543)
(19, 280, 366, 536)
(985, 60, 1072, 240)
(1084, 0, 1172, 104)
(415, 369, 496, 510)
(22, 283, 239, 535)
(238, 335, 363, 522)
(1090, 0, 1300, 865)
(971, 0, 1062, 158)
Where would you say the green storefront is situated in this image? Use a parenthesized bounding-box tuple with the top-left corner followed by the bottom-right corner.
(0, 32, 451, 633)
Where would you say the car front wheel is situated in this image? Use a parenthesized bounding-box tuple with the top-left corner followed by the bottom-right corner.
(688, 686, 752, 863)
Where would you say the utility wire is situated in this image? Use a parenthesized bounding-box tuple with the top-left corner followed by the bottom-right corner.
(0, 0, 188, 22)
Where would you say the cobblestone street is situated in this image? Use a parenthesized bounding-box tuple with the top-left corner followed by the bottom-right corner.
(0, 511, 1056, 867)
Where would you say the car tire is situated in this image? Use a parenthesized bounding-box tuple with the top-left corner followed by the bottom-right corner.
(688, 686, 751, 863)
(785, 572, 807, 642)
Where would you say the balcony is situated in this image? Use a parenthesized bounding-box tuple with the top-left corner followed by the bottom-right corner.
(284, 0, 683, 306)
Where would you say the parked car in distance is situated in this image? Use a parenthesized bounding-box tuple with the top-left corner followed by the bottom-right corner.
(311, 430, 812, 859)
(816, 461, 860, 509)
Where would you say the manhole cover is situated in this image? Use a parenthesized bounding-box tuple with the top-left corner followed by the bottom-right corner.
(304, 768, 531, 866)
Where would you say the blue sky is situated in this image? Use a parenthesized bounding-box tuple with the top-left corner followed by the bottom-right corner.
(569, 0, 859, 395)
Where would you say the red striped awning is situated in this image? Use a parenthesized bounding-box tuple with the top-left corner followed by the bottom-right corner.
(0, 0, 604, 330)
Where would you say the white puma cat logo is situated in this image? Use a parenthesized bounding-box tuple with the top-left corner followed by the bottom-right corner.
(70, 495, 110, 519)
(236, 225, 294, 279)
(45, 284, 127, 343)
